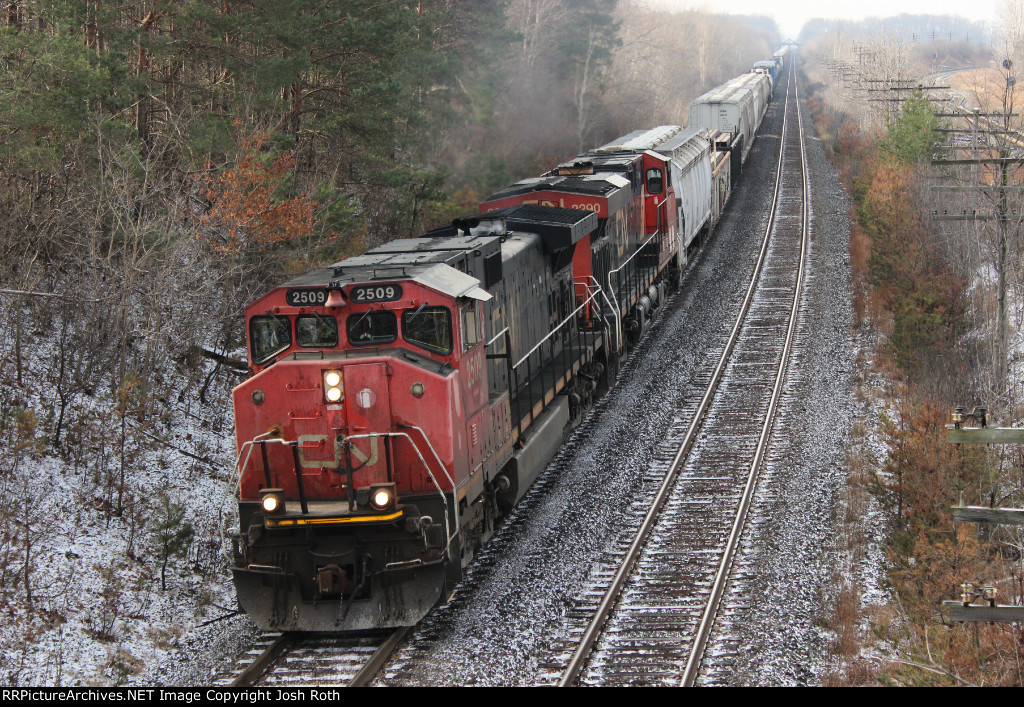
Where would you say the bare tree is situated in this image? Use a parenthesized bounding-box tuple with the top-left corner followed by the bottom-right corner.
(998, 0, 1024, 66)
(507, 0, 566, 70)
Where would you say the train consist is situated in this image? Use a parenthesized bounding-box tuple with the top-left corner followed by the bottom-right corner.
(228, 50, 787, 632)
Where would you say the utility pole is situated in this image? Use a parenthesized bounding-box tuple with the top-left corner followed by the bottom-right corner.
(995, 60, 1015, 393)
(928, 59, 1022, 398)
(972, 108, 979, 187)
(944, 407, 1024, 623)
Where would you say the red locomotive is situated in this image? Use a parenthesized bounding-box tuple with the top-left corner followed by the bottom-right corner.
(229, 66, 776, 631)
(231, 205, 618, 631)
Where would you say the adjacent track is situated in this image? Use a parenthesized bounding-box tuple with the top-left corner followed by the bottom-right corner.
(557, 60, 810, 687)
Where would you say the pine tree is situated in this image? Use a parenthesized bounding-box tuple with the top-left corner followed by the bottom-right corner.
(881, 88, 941, 165)
(151, 494, 194, 591)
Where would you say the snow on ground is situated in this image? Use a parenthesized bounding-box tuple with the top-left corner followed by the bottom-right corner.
(370, 76, 871, 685)
(0, 323, 250, 686)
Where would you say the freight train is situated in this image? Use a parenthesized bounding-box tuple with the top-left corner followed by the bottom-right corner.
(227, 56, 783, 632)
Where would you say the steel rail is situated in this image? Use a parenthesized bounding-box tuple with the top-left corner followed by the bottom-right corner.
(347, 625, 413, 686)
(680, 60, 810, 687)
(231, 632, 299, 687)
(230, 626, 409, 687)
(556, 63, 796, 687)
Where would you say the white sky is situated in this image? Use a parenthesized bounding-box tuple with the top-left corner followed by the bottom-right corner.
(649, 0, 1001, 39)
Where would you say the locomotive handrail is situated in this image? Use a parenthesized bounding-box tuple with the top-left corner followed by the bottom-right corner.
(235, 436, 312, 513)
(233, 433, 292, 494)
(485, 326, 510, 349)
(231, 429, 458, 556)
(607, 230, 661, 279)
(344, 429, 459, 556)
(589, 276, 621, 354)
(512, 287, 603, 370)
(495, 284, 606, 433)
(607, 226, 663, 337)
(222, 431, 290, 563)
(393, 423, 456, 491)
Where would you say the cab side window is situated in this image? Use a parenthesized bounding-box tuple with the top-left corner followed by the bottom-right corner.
(461, 302, 480, 351)
(403, 306, 452, 354)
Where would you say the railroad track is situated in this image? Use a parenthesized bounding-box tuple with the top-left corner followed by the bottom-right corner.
(215, 62, 807, 690)
(554, 58, 810, 687)
(218, 627, 411, 687)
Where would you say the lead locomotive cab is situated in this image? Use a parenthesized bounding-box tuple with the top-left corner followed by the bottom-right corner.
(231, 253, 501, 631)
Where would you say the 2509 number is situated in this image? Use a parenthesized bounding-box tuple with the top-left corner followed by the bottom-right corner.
(350, 284, 402, 303)
(286, 289, 329, 306)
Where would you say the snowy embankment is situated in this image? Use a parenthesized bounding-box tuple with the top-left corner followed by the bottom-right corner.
(0, 295, 256, 686)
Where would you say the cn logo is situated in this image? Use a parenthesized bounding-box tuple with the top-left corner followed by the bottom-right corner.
(296, 434, 381, 469)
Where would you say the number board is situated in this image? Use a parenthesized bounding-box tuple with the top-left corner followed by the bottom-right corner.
(285, 288, 330, 307)
(350, 284, 403, 303)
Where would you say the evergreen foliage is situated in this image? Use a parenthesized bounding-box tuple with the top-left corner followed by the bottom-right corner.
(880, 89, 942, 164)
(151, 494, 194, 592)
(857, 97, 962, 377)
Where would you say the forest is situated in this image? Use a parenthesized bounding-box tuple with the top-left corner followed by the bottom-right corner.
(0, 0, 778, 684)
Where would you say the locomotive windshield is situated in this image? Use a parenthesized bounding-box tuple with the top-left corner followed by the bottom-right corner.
(346, 310, 397, 346)
(403, 306, 452, 354)
(296, 314, 338, 348)
(250, 314, 292, 363)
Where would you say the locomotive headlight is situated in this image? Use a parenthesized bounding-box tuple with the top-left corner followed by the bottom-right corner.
(369, 483, 396, 511)
(411, 382, 425, 398)
(260, 488, 285, 515)
(323, 369, 344, 403)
